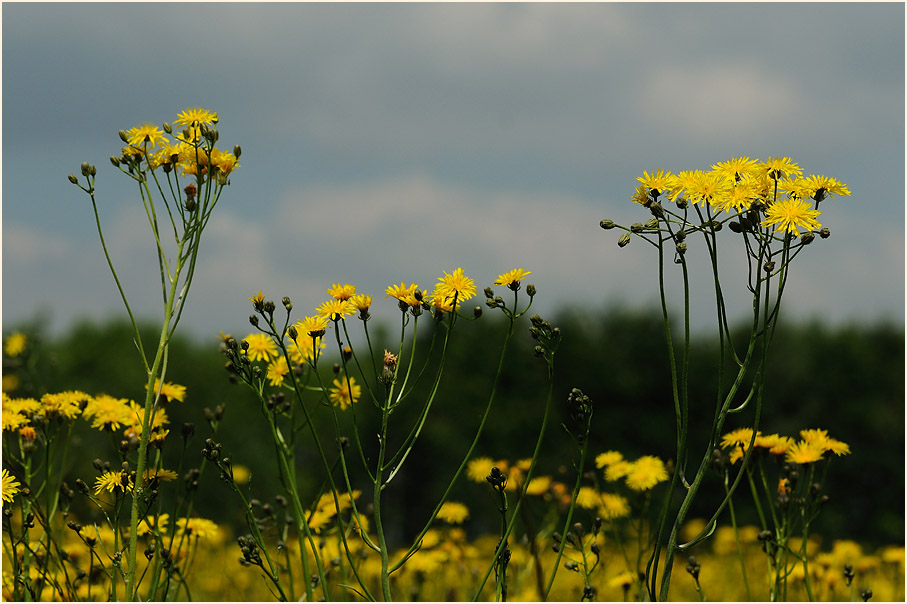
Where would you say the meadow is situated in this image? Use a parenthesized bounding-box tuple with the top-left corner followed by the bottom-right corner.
(2, 108, 903, 601)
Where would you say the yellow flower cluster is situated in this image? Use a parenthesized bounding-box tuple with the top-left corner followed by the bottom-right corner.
(635, 157, 850, 238)
(597, 450, 669, 491)
(2, 383, 181, 444)
(720, 427, 850, 465)
(118, 107, 240, 178)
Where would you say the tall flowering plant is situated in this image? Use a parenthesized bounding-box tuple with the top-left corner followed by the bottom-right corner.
(599, 157, 850, 600)
(215, 268, 570, 601)
(68, 108, 240, 600)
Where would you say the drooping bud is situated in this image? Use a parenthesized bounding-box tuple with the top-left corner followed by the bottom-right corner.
(600, 219, 616, 230)
(618, 234, 631, 248)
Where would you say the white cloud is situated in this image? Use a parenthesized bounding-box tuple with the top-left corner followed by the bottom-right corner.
(638, 61, 806, 142)
(3, 222, 71, 265)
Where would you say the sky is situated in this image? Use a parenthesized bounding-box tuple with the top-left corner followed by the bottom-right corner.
(2, 2, 904, 343)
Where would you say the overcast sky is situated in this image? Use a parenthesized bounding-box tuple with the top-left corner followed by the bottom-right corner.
(3, 2, 904, 342)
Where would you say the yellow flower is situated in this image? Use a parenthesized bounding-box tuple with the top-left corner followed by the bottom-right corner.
(2, 374, 19, 393)
(176, 517, 220, 540)
(231, 465, 251, 485)
(493, 268, 532, 288)
(631, 184, 650, 205)
(317, 298, 355, 322)
(437, 501, 470, 524)
(711, 179, 758, 214)
(350, 294, 372, 311)
(209, 147, 239, 174)
(40, 391, 88, 420)
(287, 328, 323, 365)
(525, 475, 552, 496)
(575, 486, 601, 509)
(637, 169, 674, 196)
(799, 428, 850, 456)
(83, 394, 134, 431)
(435, 268, 476, 306)
(2, 469, 21, 503)
(720, 428, 756, 450)
(624, 456, 668, 491)
(143, 468, 178, 483)
(248, 290, 265, 306)
(800, 174, 851, 200)
(599, 492, 631, 520)
(137, 513, 169, 537)
(4, 333, 27, 358)
(711, 157, 760, 182)
(295, 315, 329, 338)
(761, 197, 822, 237)
(785, 440, 826, 465)
(124, 401, 169, 443)
(754, 433, 793, 456)
(329, 377, 361, 410)
(604, 460, 631, 482)
(327, 283, 357, 301)
(174, 107, 218, 128)
(595, 450, 624, 469)
(126, 123, 168, 149)
(682, 170, 728, 207)
(466, 457, 498, 483)
(761, 157, 802, 180)
(94, 471, 134, 495)
(385, 282, 420, 301)
(146, 378, 187, 403)
(266, 356, 290, 387)
(243, 333, 278, 362)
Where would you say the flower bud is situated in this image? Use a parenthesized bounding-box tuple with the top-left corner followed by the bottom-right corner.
(118, 130, 129, 143)
(644, 218, 658, 229)
(676, 197, 689, 209)
(110, 156, 120, 167)
(630, 222, 644, 233)
(249, 314, 259, 327)
(801, 231, 815, 245)
(474, 306, 483, 318)
(81, 162, 93, 177)
(526, 284, 536, 297)
(68, 174, 79, 184)
(600, 219, 616, 230)
(763, 261, 775, 272)
(819, 228, 830, 239)
(162, 122, 172, 134)
(618, 234, 631, 248)
(282, 296, 292, 310)
(233, 145, 242, 159)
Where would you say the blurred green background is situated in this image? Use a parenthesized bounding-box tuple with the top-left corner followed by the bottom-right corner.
(5, 306, 903, 550)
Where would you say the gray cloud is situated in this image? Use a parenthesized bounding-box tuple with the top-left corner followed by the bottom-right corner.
(3, 2, 903, 339)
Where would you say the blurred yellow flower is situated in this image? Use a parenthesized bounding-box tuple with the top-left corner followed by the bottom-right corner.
(4, 333, 27, 358)
(146, 378, 187, 403)
(437, 501, 470, 524)
(176, 517, 220, 540)
(595, 450, 624, 469)
(624, 456, 668, 491)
